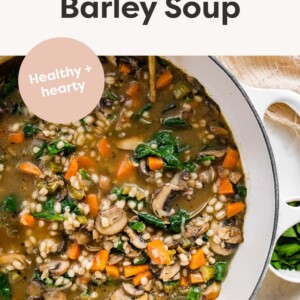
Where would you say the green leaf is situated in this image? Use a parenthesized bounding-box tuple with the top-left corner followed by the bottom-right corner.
(1, 195, 19, 213)
(32, 212, 66, 221)
(234, 184, 247, 200)
(0, 69, 18, 98)
(162, 117, 189, 130)
(169, 209, 190, 234)
(198, 155, 216, 162)
(104, 89, 118, 101)
(215, 262, 228, 281)
(271, 251, 280, 262)
(61, 198, 82, 215)
(47, 140, 76, 156)
(0, 273, 11, 300)
(132, 103, 152, 120)
(186, 286, 201, 300)
(128, 221, 146, 233)
(282, 227, 297, 238)
(23, 124, 41, 137)
(183, 160, 198, 172)
(277, 244, 300, 257)
(296, 224, 300, 235)
(34, 142, 48, 159)
(271, 261, 281, 270)
(133, 254, 149, 265)
(138, 212, 166, 230)
(79, 169, 91, 181)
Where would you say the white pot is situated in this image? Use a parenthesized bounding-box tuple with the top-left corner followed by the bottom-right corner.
(167, 57, 300, 299)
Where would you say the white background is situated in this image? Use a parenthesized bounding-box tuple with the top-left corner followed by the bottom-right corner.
(0, 0, 300, 55)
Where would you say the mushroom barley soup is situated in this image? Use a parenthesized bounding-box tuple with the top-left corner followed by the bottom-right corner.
(0, 57, 246, 300)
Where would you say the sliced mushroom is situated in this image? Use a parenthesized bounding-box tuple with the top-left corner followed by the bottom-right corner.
(139, 159, 154, 177)
(185, 222, 209, 239)
(152, 172, 189, 218)
(126, 244, 142, 258)
(85, 244, 102, 252)
(124, 227, 146, 249)
(210, 125, 229, 136)
(229, 171, 243, 184)
(159, 262, 180, 282)
(198, 149, 226, 159)
(210, 240, 236, 256)
(141, 279, 153, 292)
(218, 226, 243, 244)
(27, 280, 43, 298)
(96, 207, 127, 236)
(43, 291, 66, 300)
(0, 254, 30, 270)
(108, 253, 124, 265)
(115, 136, 142, 150)
(199, 167, 216, 184)
(44, 282, 72, 292)
(39, 261, 70, 277)
(69, 230, 91, 245)
(122, 283, 144, 297)
(110, 289, 131, 300)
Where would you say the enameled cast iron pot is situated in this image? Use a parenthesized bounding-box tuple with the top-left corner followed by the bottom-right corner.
(2, 56, 300, 299)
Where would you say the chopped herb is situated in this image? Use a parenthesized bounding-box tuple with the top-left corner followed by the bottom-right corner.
(215, 262, 228, 281)
(23, 124, 40, 137)
(164, 280, 179, 293)
(47, 140, 76, 156)
(79, 169, 91, 181)
(162, 117, 189, 130)
(128, 220, 146, 233)
(198, 155, 216, 162)
(234, 184, 247, 200)
(138, 212, 166, 230)
(186, 286, 201, 300)
(104, 89, 118, 101)
(0, 273, 11, 300)
(133, 254, 149, 265)
(34, 142, 48, 159)
(111, 187, 123, 200)
(61, 198, 82, 215)
(1, 195, 19, 213)
(183, 160, 198, 172)
(169, 209, 190, 233)
(132, 103, 152, 120)
(31, 212, 66, 222)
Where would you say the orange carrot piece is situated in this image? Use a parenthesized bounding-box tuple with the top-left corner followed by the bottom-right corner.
(148, 156, 164, 171)
(126, 82, 139, 98)
(190, 273, 204, 284)
(64, 158, 79, 180)
(20, 214, 36, 227)
(98, 137, 112, 157)
(147, 240, 171, 265)
(18, 162, 42, 176)
(90, 250, 109, 272)
(77, 156, 96, 168)
(156, 71, 173, 89)
(67, 243, 81, 260)
(85, 194, 99, 217)
(124, 265, 149, 278)
(106, 265, 120, 278)
(226, 201, 245, 218)
(133, 271, 153, 286)
(180, 276, 188, 287)
(119, 63, 131, 75)
(7, 132, 24, 144)
(116, 155, 137, 180)
(218, 178, 234, 195)
(222, 149, 239, 169)
(189, 248, 206, 270)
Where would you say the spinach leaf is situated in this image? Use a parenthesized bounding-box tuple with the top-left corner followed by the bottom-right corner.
(104, 89, 118, 101)
(128, 221, 146, 233)
(47, 141, 76, 156)
(79, 169, 91, 181)
(169, 209, 190, 234)
(31, 212, 66, 221)
(215, 262, 228, 281)
(0, 273, 11, 300)
(1, 195, 19, 213)
(133, 254, 149, 265)
(162, 117, 189, 130)
(61, 198, 82, 215)
(198, 155, 216, 162)
(183, 160, 198, 172)
(234, 184, 247, 200)
(0, 70, 18, 98)
(134, 131, 183, 170)
(34, 143, 48, 159)
(186, 286, 201, 300)
(23, 124, 40, 137)
(138, 212, 166, 230)
(132, 103, 152, 120)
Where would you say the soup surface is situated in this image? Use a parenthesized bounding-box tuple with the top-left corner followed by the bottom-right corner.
(0, 57, 246, 300)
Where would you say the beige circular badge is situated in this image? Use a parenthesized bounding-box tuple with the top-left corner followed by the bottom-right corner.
(19, 38, 104, 124)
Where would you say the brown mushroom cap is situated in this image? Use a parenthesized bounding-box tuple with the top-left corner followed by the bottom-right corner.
(0, 253, 30, 270)
(122, 283, 144, 297)
(110, 289, 131, 300)
(43, 291, 66, 300)
(96, 207, 127, 236)
(159, 262, 180, 282)
(39, 261, 70, 277)
(124, 226, 146, 249)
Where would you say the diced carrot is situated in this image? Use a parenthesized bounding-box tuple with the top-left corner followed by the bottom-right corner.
(85, 194, 99, 217)
(190, 273, 204, 284)
(126, 82, 139, 98)
(189, 248, 206, 270)
(116, 155, 137, 180)
(180, 276, 188, 287)
(77, 156, 96, 168)
(205, 282, 221, 300)
(119, 63, 131, 75)
(18, 162, 42, 176)
(90, 250, 109, 272)
(7, 132, 24, 144)
(98, 137, 112, 157)
(124, 265, 149, 278)
(218, 178, 234, 195)
(64, 158, 79, 180)
(156, 71, 173, 89)
(106, 265, 120, 278)
(20, 214, 36, 227)
(133, 271, 152, 286)
(67, 243, 81, 260)
(226, 201, 245, 218)
(148, 156, 164, 171)
(147, 240, 171, 265)
(222, 149, 239, 169)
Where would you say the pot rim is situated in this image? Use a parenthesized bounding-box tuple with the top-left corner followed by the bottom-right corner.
(208, 56, 279, 299)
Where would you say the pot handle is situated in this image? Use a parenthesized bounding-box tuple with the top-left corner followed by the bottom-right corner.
(242, 84, 300, 238)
